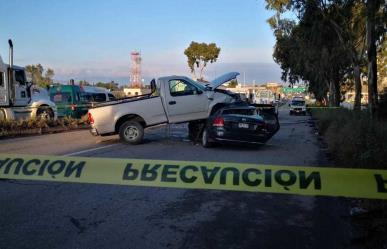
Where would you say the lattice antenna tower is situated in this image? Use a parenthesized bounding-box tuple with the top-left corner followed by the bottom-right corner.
(129, 51, 142, 88)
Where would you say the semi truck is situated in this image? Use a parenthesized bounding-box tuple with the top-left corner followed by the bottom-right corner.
(0, 39, 57, 120)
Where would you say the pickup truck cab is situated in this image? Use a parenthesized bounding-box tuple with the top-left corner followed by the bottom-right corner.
(88, 72, 240, 144)
(289, 97, 307, 115)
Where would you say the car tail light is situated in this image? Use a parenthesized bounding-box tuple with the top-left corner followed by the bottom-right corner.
(213, 117, 224, 127)
(88, 112, 94, 124)
(70, 104, 77, 111)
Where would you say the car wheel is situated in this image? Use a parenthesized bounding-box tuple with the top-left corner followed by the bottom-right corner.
(119, 121, 144, 145)
(202, 129, 213, 148)
(37, 107, 54, 121)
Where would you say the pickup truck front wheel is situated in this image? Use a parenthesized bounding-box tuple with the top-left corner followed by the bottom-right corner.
(119, 121, 144, 145)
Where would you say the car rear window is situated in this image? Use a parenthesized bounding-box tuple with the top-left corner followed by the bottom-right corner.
(222, 108, 256, 115)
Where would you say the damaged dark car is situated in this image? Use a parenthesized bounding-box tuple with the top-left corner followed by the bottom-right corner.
(201, 105, 280, 147)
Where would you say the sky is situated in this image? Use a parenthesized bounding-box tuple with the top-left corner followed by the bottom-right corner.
(0, 0, 283, 85)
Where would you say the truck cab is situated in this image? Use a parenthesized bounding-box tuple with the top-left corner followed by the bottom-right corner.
(0, 40, 57, 121)
(49, 85, 89, 118)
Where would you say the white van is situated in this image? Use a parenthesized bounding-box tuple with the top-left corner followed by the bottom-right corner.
(82, 86, 116, 103)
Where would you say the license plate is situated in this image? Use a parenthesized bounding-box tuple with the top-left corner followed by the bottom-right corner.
(238, 123, 249, 129)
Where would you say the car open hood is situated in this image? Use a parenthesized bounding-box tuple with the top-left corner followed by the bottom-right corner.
(208, 72, 240, 89)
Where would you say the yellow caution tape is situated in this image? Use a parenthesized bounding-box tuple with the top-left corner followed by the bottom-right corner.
(0, 154, 386, 199)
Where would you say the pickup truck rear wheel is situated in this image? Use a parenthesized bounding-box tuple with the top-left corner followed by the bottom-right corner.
(119, 121, 144, 145)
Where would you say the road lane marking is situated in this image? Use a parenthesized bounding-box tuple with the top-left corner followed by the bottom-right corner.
(63, 144, 120, 156)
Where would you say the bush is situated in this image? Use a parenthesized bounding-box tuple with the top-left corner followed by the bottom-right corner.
(311, 108, 387, 169)
(0, 115, 89, 137)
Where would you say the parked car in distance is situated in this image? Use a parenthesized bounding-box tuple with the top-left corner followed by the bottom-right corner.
(289, 98, 306, 115)
(49, 85, 89, 118)
(82, 86, 116, 104)
(202, 105, 280, 147)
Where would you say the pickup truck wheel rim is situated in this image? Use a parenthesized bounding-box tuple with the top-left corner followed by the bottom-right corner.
(124, 126, 139, 140)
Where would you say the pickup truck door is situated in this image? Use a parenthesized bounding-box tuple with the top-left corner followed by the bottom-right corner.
(164, 78, 209, 123)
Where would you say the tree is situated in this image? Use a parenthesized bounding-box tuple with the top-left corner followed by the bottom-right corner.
(227, 80, 238, 88)
(377, 37, 386, 92)
(266, 0, 386, 110)
(95, 81, 120, 91)
(366, 0, 384, 116)
(79, 80, 90, 86)
(184, 41, 221, 80)
(25, 64, 55, 89)
(268, 1, 351, 106)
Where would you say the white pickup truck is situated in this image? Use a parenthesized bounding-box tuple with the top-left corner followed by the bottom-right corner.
(88, 72, 241, 144)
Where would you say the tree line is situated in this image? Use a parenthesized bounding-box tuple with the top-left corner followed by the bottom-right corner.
(24, 65, 123, 92)
(266, 0, 386, 116)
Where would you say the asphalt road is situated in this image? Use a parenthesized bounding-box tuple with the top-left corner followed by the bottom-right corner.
(0, 106, 353, 249)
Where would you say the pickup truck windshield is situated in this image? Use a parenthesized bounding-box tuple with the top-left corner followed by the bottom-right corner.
(169, 80, 199, 96)
(291, 100, 305, 106)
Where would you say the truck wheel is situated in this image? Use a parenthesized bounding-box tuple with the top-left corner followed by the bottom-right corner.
(0, 109, 6, 121)
(119, 121, 144, 145)
(37, 107, 54, 120)
(202, 129, 213, 148)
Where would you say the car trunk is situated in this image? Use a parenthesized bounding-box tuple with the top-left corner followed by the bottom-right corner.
(221, 114, 270, 142)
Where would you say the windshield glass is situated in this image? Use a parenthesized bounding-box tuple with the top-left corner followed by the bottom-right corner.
(291, 100, 305, 106)
(50, 92, 72, 104)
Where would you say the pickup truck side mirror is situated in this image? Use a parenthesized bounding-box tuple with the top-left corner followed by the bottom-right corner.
(204, 86, 212, 91)
(196, 89, 203, 95)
